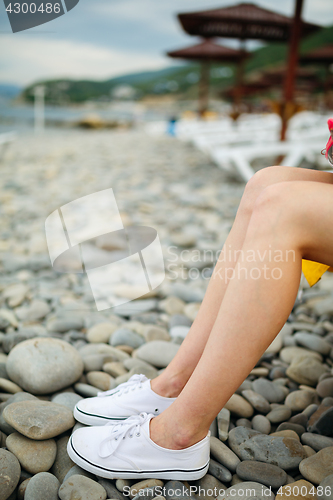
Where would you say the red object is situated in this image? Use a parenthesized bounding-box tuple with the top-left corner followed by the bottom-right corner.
(325, 118, 333, 162)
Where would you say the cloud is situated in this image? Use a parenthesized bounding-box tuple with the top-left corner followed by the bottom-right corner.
(0, 35, 170, 85)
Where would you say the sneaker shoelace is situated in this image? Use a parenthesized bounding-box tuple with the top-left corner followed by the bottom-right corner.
(97, 374, 148, 398)
(99, 412, 151, 458)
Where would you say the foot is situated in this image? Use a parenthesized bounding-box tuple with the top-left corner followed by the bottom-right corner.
(67, 412, 210, 480)
(74, 374, 176, 426)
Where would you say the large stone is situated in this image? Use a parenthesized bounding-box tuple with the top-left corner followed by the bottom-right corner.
(266, 405, 292, 424)
(134, 340, 180, 368)
(110, 328, 145, 349)
(228, 426, 306, 471)
(252, 378, 286, 403)
(275, 479, 317, 499)
(24, 472, 59, 500)
(280, 346, 322, 364)
(218, 481, 275, 500)
(87, 322, 118, 343)
(59, 475, 107, 500)
(210, 436, 240, 472)
(286, 356, 327, 386)
(6, 337, 84, 394)
(301, 432, 333, 451)
(317, 378, 333, 398)
(241, 390, 270, 414)
(236, 460, 287, 488)
(15, 299, 50, 321)
(285, 390, 317, 412)
(0, 449, 20, 500)
(294, 332, 331, 355)
(3, 400, 75, 439)
(6, 432, 57, 473)
(208, 458, 232, 483)
(299, 447, 333, 484)
(307, 405, 333, 436)
(319, 474, 333, 500)
(252, 414, 271, 434)
(224, 394, 254, 418)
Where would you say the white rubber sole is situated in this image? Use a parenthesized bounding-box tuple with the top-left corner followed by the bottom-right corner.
(67, 435, 209, 480)
(73, 406, 128, 426)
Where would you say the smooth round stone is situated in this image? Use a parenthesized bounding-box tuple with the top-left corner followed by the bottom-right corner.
(250, 367, 269, 377)
(276, 422, 305, 436)
(143, 325, 170, 342)
(236, 460, 287, 488)
(228, 426, 306, 471)
(15, 299, 50, 321)
(294, 332, 331, 355)
(280, 347, 322, 364)
(59, 475, 107, 500)
(289, 412, 308, 427)
(130, 479, 164, 498)
(127, 365, 158, 380)
(158, 296, 185, 315)
(169, 326, 190, 339)
(236, 418, 252, 428)
(266, 405, 292, 423)
(210, 436, 240, 472)
(0, 378, 22, 394)
(47, 317, 84, 333)
(270, 430, 300, 441)
(317, 378, 333, 398)
(24, 472, 59, 500)
(113, 300, 158, 317)
(0, 449, 20, 500)
(74, 383, 99, 397)
(87, 322, 118, 343)
(102, 361, 128, 377)
(3, 283, 29, 307)
(6, 337, 84, 395)
(241, 390, 270, 414)
(82, 354, 106, 372)
(86, 371, 112, 391)
(219, 481, 275, 500)
(110, 329, 145, 349)
(299, 447, 333, 484)
(78, 343, 129, 362)
(285, 390, 317, 412)
(162, 283, 204, 303)
(168, 314, 192, 329)
(319, 474, 333, 500)
(6, 432, 57, 473)
(224, 394, 254, 418)
(51, 392, 83, 412)
(116, 478, 132, 493)
(196, 474, 226, 500)
(2, 330, 39, 354)
(301, 433, 333, 451)
(208, 458, 232, 483)
(252, 415, 271, 434)
(18, 478, 30, 500)
(3, 400, 75, 439)
(275, 479, 317, 499)
(51, 435, 74, 483)
(252, 378, 286, 403)
(98, 478, 128, 500)
(134, 340, 180, 368)
(303, 404, 319, 419)
(286, 356, 327, 386)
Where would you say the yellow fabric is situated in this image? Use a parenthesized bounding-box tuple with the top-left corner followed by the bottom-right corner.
(302, 259, 333, 287)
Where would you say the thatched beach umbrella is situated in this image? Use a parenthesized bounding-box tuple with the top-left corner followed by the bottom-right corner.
(167, 38, 249, 116)
(177, 2, 321, 138)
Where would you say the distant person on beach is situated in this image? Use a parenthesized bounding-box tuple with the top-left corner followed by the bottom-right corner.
(68, 119, 333, 480)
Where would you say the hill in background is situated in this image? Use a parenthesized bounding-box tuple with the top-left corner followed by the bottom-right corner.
(20, 25, 333, 105)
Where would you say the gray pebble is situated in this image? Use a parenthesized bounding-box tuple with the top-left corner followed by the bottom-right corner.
(24, 472, 59, 500)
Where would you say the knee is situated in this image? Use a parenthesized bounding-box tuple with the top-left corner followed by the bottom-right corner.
(239, 166, 285, 217)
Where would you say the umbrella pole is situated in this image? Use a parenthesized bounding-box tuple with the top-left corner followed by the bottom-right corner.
(280, 0, 304, 141)
(199, 61, 210, 117)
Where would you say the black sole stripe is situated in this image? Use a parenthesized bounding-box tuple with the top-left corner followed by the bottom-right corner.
(76, 408, 127, 420)
(69, 437, 208, 475)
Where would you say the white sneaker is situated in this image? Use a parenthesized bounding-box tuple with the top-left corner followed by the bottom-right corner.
(68, 412, 210, 480)
(74, 374, 176, 426)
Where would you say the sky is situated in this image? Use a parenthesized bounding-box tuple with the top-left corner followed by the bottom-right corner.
(1, 0, 333, 87)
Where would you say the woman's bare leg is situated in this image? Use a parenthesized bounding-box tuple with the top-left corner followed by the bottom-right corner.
(152, 168, 333, 398)
(150, 179, 333, 449)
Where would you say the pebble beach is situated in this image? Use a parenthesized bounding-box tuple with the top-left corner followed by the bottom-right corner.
(1, 127, 333, 499)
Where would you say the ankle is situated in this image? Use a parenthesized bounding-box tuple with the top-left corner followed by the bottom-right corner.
(151, 373, 186, 398)
(150, 416, 206, 450)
